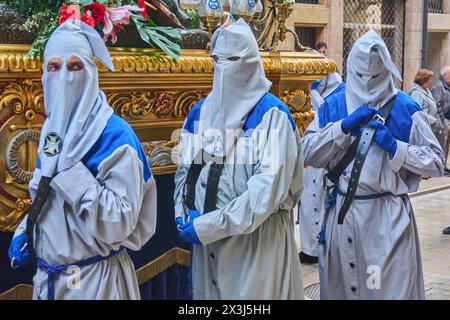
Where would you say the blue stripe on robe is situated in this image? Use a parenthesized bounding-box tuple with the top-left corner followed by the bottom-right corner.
(37, 114, 152, 182)
(183, 93, 296, 135)
(82, 114, 152, 182)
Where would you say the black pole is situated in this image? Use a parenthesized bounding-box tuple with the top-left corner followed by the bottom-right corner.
(422, 0, 430, 68)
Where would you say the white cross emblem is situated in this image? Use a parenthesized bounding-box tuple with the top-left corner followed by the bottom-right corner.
(43, 133, 62, 156)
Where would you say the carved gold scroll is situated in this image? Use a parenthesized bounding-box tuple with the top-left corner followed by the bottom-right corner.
(0, 44, 336, 231)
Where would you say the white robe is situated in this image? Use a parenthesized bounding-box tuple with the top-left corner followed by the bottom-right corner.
(13, 114, 157, 300)
(174, 93, 305, 300)
(303, 91, 444, 300)
(299, 82, 346, 257)
(298, 167, 327, 257)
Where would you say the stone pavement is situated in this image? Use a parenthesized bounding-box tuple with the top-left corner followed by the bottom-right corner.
(295, 176, 450, 300)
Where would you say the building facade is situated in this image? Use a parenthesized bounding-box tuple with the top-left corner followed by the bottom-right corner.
(280, 0, 450, 91)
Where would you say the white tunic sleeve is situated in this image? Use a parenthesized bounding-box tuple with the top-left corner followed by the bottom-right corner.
(302, 113, 353, 169)
(193, 108, 304, 245)
(388, 111, 444, 177)
(50, 145, 157, 250)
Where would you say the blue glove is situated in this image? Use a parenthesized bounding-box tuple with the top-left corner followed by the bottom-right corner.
(178, 210, 202, 244)
(179, 224, 202, 245)
(187, 209, 201, 222)
(367, 121, 397, 157)
(179, 210, 201, 229)
(176, 210, 201, 231)
(175, 217, 184, 230)
(341, 106, 378, 135)
(8, 233, 30, 268)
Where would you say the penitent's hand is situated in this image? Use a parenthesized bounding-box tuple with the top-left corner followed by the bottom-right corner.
(341, 106, 378, 135)
(8, 233, 30, 268)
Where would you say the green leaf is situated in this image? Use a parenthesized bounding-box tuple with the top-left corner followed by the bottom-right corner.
(26, 18, 58, 60)
(78, 0, 95, 5)
(131, 14, 181, 61)
(186, 9, 200, 29)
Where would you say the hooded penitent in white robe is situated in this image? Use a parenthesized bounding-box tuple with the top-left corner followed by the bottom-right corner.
(11, 20, 157, 300)
(173, 19, 304, 299)
(299, 73, 345, 258)
(303, 30, 444, 299)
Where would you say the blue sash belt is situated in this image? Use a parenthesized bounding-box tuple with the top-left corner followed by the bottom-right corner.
(318, 188, 405, 246)
(335, 188, 397, 200)
(36, 248, 123, 300)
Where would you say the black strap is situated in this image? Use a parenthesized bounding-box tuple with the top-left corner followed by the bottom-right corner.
(324, 97, 395, 225)
(325, 99, 395, 186)
(203, 162, 224, 214)
(183, 150, 224, 214)
(326, 137, 360, 185)
(26, 176, 52, 269)
(337, 125, 376, 224)
(183, 151, 206, 211)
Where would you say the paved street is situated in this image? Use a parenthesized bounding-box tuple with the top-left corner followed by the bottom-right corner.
(296, 177, 450, 300)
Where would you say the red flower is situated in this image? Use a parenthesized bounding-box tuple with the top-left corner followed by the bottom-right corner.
(81, 14, 95, 28)
(138, 0, 148, 20)
(58, 4, 80, 25)
(84, 2, 106, 25)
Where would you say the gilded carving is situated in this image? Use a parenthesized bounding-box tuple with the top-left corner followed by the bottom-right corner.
(0, 79, 44, 114)
(153, 93, 175, 116)
(173, 91, 207, 117)
(107, 89, 207, 119)
(281, 88, 310, 112)
(0, 52, 42, 73)
(292, 111, 315, 137)
(0, 79, 45, 232)
(107, 91, 157, 118)
(6, 129, 40, 185)
(281, 88, 315, 136)
(95, 54, 215, 74)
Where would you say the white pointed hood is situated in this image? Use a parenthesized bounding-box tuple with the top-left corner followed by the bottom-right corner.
(38, 20, 114, 177)
(199, 19, 272, 157)
(345, 30, 402, 113)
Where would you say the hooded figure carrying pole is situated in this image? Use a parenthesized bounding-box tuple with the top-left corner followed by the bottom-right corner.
(303, 30, 444, 300)
(173, 19, 305, 299)
(7, 20, 157, 300)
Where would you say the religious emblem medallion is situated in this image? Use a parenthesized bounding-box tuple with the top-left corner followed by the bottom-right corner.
(208, 0, 220, 10)
(6, 129, 41, 185)
(43, 133, 62, 157)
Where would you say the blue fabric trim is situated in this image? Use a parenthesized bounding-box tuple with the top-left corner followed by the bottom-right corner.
(243, 93, 297, 132)
(183, 98, 206, 134)
(183, 93, 296, 134)
(317, 91, 420, 143)
(328, 83, 346, 97)
(318, 91, 348, 129)
(36, 115, 151, 181)
(386, 91, 420, 143)
(311, 80, 321, 91)
(82, 114, 152, 182)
